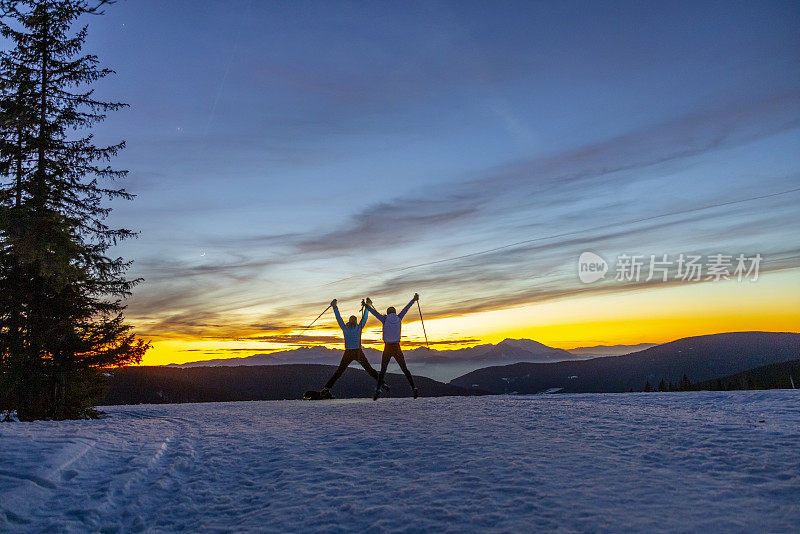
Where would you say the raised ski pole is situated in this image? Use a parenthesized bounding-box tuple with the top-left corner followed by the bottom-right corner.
(297, 304, 332, 338)
(416, 299, 429, 349)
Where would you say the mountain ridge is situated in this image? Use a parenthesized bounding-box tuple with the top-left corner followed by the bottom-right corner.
(165, 339, 583, 381)
(567, 343, 658, 357)
(449, 332, 800, 394)
(167, 340, 579, 367)
(103, 364, 486, 405)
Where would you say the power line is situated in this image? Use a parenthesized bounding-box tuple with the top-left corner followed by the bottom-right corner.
(323, 186, 800, 286)
(207, 185, 800, 313)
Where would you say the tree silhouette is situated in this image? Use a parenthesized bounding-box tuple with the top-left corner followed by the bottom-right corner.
(0, 0, 148, 420)
(679, 373, 692, 391)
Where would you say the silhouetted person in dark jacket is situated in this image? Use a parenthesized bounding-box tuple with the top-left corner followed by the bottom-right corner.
(363, 294, 419, 400)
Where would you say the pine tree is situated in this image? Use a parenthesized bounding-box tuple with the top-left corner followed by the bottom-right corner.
(0, 0, 148, 420)
(679, 373, 692, 391)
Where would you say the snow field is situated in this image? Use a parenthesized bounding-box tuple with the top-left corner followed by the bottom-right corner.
(1, 391, 798, 532)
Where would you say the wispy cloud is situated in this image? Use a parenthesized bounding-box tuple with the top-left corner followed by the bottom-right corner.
(124, 73, 800, 344)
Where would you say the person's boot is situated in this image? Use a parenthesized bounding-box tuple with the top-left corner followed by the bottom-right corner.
(381, 382, 391, 392)
(320, 387, 333, 399)
(413, 388, 419, 399)
(372, 388, 382, 401)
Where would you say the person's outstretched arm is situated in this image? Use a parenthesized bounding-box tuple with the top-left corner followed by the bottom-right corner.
(363, 298, 385, 323)
(331, 299, 345, 329)
(359, 306, 369, 329)
(398, 293, 418, 320)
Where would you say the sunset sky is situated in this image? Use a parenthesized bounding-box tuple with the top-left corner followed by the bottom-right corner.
(76, 1, 799, 366)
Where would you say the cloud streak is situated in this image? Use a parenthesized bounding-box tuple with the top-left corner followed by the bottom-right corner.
(106, 3, 800, 351)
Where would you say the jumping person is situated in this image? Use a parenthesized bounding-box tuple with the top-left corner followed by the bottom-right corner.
(363, 294, 419, 400)
(319, 299, 389, 398)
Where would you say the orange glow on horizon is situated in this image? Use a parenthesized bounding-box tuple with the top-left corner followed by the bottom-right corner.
(136, 269, 800, 366)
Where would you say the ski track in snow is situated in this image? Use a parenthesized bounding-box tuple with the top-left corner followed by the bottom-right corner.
(1, 391, 799, 533)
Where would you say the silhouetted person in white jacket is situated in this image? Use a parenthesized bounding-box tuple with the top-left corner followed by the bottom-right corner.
(363, 294, 419, 400)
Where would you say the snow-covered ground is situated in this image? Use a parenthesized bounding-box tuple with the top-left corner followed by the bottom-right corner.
(1, 391, 798, 533)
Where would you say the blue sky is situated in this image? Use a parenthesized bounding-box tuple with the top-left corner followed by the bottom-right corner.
(62, 0, 800, 360)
